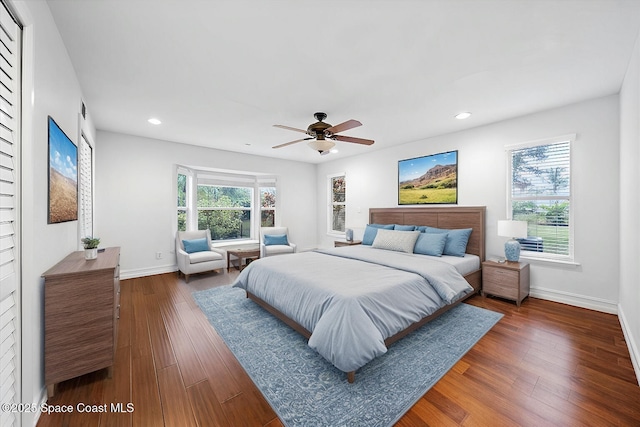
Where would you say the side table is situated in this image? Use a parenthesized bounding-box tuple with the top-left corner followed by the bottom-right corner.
(481, 260, 530, 307)
(227, 247, 260, 272)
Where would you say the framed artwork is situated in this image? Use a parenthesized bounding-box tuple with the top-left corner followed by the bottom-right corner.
(48, 116, 78, 223)
(398, 150, 458, 205)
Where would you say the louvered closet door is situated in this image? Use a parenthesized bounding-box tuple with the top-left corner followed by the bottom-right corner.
(0, 2, 21, 427)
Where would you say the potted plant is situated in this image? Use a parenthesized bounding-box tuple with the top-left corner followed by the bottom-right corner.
(81, 237, 100, 260)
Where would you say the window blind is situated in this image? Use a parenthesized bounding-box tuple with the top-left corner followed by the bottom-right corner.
(79, 134, 93, 238)
(509, 139, 572, 258)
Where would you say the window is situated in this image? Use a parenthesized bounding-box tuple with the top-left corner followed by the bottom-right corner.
(329, 173, 346, 234)
(260, 186, 276, 227)
(176, 167, 277, 242)
(79, 133, 93, 238)
(177, 173, 187, 231)
(507, 135, 573, 260)
(198, 185, 252, 240)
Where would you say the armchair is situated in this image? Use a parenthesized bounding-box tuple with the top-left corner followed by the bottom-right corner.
(176, 230, 227, 282)
(260, 226, 297, 257)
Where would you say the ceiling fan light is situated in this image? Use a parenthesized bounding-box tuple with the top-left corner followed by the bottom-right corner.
(307, 139, 335, 153)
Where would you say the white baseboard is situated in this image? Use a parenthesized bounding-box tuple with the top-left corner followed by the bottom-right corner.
(530, 286, 618, 314)
(120, 264, 177, 280)
(27, 387, 48, 427)
(618, 304, 640, 386)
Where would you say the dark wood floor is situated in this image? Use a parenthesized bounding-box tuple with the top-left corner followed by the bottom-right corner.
(37, 271, 640, 426)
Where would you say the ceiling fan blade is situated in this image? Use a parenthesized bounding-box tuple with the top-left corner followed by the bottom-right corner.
(332, 135, 375, 145)
(326, 119, 362, 135)
(273, 124, 308, 134)
(272, 137, 312, 149)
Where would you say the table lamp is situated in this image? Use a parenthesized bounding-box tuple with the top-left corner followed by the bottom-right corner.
(497, 220, 528, 262)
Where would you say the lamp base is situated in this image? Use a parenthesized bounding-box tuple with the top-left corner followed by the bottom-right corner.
(504, 239, 521, 262)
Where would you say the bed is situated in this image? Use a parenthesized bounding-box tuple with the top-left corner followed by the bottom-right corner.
(232, 206, 486, 382)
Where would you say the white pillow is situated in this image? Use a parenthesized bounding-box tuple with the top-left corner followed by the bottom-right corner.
(372, 229, 420, 253)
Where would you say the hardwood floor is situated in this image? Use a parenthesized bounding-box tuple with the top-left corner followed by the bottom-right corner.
(37, 271, 640, 426)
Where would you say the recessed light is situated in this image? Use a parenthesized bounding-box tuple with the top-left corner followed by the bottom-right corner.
(148, 118, 162, 125)
(330, 148, 339, 154)
(455, 112, 471, 120)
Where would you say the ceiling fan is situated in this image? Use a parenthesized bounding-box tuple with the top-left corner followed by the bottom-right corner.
(273, 112, 374, 154)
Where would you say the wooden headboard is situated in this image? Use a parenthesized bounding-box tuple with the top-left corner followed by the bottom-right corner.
(369, 206, 486, 261)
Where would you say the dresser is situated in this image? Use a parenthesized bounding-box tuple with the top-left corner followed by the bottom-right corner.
(42, 247, 120, 397)
(481, 260, 530, 307)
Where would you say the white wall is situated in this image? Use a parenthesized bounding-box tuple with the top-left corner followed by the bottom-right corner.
(13, 0, 95, 425)
(619, 31, 640, 382)
(95, 131, 317, 278)
(317, 95, 621, 313)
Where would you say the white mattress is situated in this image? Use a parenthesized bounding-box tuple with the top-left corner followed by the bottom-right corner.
(432, 253, 480, 276)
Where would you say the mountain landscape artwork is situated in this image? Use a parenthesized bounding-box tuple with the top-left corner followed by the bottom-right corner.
(398, 150, 458, 204)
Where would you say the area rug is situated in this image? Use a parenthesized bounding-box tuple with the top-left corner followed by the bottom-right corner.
(193, 285, 502, 427)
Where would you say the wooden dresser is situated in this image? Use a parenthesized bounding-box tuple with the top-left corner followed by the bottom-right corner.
(42, 247, 120, 397)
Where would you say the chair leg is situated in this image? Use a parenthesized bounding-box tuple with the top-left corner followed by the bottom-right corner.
(185, 273, 190, 283)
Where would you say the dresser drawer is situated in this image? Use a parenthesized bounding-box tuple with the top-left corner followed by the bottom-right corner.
(483, 276, 519, 299)
(484, 266, 518, 282)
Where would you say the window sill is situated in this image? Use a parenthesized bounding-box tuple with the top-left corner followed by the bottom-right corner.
(519, 255, 581, 267)
(212, 239, 259, 248)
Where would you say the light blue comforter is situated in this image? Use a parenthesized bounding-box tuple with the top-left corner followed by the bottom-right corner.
(232, 245, 473, 373)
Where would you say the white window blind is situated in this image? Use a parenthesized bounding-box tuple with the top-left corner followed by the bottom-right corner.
(79, 133, 93, 239)
(0, 3, 20, 426)
(508, 137, 573, 259)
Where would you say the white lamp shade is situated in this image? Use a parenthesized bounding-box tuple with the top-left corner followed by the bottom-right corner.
(308, 139, 335, 152)
(497, 220, 528, 238)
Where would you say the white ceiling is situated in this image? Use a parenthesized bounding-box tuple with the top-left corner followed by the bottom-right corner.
(47, 0, 640, 164)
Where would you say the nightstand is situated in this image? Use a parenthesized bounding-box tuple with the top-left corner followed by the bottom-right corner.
(334, 240, 362, 247)
(482, 260, 530, 307)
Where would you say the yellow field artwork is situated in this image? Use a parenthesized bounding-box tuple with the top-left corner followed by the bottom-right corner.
(398, 187, 457, 204)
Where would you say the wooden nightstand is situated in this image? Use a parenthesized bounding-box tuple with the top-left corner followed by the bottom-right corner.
(334, 240, 362, 247)
(482, 260, 530, 307)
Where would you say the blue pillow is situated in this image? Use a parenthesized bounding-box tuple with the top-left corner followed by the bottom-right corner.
(422, 226, 472, 257)
(362, 224, 395, 245)
(413, 232, 448, 256)
(182, 237, 209, 254)
(394, 224, 416, 231)
(264, 234, 289, 246)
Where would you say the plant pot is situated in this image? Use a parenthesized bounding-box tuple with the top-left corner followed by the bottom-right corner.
(84, 248, 98, 260)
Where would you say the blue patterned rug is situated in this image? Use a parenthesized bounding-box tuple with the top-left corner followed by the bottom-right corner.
(193, 285, 502, 427)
